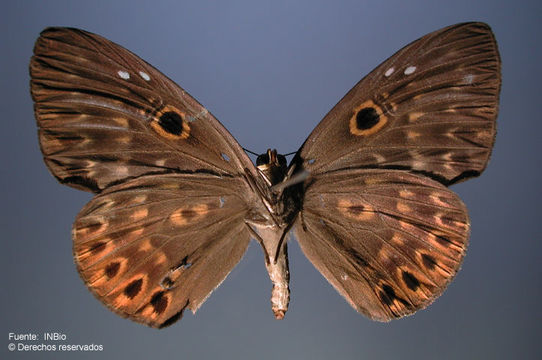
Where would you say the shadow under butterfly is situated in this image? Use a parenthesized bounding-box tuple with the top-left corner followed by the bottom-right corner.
(29, 22, 500, 328)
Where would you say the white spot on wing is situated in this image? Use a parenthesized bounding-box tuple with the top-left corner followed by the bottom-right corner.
(464, 74, 474, 84)
(118, 70, 130, 80)
(404, 66, 416, 75)
(221, 153, 230, 162)
(341, 274, 348, 281)
(139, 71, 151, 81)
(384, 67, 394, 77)
(219, 197, 225, 208)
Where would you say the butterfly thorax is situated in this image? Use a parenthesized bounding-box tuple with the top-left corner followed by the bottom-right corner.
(253, 148, 301, 226)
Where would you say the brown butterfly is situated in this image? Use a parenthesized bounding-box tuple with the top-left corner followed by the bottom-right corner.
(30, 22, 500, 328)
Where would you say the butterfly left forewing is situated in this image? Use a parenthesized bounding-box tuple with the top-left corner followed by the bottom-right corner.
(73, 173, 252, 328)
(295, 169, 469, 320)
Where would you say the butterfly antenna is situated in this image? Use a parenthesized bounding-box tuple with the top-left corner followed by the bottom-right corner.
(243, 148, 260, 156)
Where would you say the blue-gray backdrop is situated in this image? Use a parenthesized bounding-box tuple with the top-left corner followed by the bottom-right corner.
(2, 1, 541, 359)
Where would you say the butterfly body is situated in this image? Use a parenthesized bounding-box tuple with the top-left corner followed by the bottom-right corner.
(30, 22, 500, 327)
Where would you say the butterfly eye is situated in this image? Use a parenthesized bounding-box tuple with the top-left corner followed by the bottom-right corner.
(256, 153, 270, 166)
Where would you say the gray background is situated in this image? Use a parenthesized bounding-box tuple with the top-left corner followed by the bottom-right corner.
(2, 0, 541, 359)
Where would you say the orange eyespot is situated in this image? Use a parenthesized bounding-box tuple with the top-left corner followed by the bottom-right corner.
(349, 100, 388, 136)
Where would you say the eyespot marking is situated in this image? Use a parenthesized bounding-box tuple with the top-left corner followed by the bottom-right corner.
(170, 204, 209, 226)
(159, 112, 183, 135)
(404, 66, 416, 75)
(349, 100, 388, 136)
(139, 71, 151, 81)
(402, 271, 420, 291)
(88, 241, 106, 255)
(356, 108, 379, 130)
(150, 106, 190, 140)
(421, 254, 436, 270)
(105, 261, 121, 279)
(338, 199, 376, 221)
(150, 291, 169, 315)
(117, 70, 130, 80)
(124, 278, 143, 299)
(380, 284, 410, 309)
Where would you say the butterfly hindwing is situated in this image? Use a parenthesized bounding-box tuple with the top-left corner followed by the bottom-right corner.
(73, 173, 252, 328)
(30, 27, 258, 193)
(295, 169, 469, 321)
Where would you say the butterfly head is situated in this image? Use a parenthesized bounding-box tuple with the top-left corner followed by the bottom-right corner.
(256, 149, 287, 186)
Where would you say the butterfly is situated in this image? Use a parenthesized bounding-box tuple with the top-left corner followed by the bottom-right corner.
(30, 22, 500, 328)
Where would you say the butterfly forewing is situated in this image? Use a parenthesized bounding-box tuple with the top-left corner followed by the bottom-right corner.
(73, 174, 251, 328)
(295, 22, 500, 184)
(30, 27, 259, 193)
